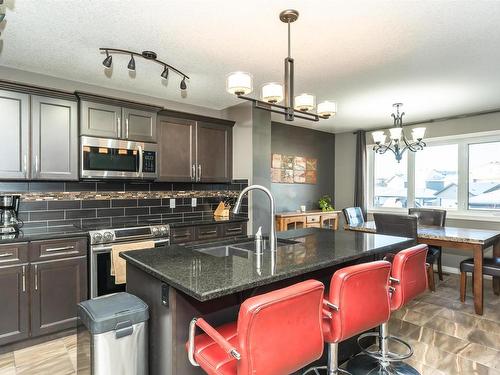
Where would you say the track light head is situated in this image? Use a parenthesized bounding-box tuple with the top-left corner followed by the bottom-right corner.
(102, 52, 113, 68)
(161, 66, 169, 79)
(180, 77, 187, 90)
(127, 54, 135, 71)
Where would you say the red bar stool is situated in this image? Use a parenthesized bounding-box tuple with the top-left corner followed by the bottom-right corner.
(186, 279, 325, 375)
(303, 260, 392, 375)
(347, 244, 429, 375)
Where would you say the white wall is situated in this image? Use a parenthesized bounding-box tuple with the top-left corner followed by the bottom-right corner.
(335, 111, 500, 269)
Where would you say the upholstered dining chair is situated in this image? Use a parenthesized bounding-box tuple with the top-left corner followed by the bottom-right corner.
(409, 208, 446, 280)
(342, 207, 365, 226)
(373, 213, 436, 291)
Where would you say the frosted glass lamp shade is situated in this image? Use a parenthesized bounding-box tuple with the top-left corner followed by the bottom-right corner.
(389, 127, 403, 141)
(372, 131, 386, 144)
(261, 82, 284, 104)
(294, 93, 316, 112)
(412, 127, 426, 141)
(317, 101, 337, 117)
(226, 72, 253, 95)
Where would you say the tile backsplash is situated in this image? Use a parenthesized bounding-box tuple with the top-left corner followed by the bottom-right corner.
(0, 180, 248, 228)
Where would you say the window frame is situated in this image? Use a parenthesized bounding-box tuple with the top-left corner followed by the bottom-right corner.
(366, 130, 500, 221)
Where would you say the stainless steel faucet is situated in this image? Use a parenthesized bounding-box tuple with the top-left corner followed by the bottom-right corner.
(233, 185, 276, 252)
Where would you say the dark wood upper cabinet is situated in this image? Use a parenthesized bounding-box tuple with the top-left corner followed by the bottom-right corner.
(31, 95, 79, 180)
(0, 90, 30, 180)
(30, 256, 87, 337)
(196, 122, 232, 183)
(157, 112, 234, 183)
(0, 264, 29, 346)
(157, 118, 196, 181)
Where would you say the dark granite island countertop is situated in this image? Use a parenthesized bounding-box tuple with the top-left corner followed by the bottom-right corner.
(121, 227, 415, 302)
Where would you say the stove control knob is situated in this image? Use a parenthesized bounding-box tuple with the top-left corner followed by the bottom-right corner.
(92, 233, 102, 244)
(103, 232, 113, 242)
(150, 227, 158, 236)
(159, 226, 168, 235)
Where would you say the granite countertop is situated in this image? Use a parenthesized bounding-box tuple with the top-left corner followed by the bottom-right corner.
(0, 225, 88, 244)
(120, 228, 415, 302)
(345, 221, 500, 246)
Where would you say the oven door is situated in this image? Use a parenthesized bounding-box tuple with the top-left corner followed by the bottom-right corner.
(80, 136, 157, 179)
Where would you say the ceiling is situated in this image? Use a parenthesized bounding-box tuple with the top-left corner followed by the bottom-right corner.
(1, 0, 500, 133)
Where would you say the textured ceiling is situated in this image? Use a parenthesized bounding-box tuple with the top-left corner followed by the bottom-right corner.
(1, 0, 500, 133)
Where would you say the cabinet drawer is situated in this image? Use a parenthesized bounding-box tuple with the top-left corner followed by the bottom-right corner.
(171, 227, 195, 244)
(0, 243, 28, 265)
(196, 225, 220, 241)
(222, 222, 247, 237)
(306, 223, 321, 228)
(306, 215, 321, 223)
(30, 238, 87, 261)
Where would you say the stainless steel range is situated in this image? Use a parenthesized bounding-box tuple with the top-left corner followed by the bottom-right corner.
(89, 224, 170, 298)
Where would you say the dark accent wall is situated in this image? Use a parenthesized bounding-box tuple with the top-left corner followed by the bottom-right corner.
(0, 179, 248, 229)
(271, 122, 335, 212)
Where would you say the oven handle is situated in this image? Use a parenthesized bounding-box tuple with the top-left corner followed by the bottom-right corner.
(91, 238, 170, 253)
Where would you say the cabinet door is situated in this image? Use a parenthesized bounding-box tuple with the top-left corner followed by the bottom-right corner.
(0, 264, 29, 345)
(31, 96, 78, 180)
(196, 122, 232, 182)
(0, 90, 30, 179)
(30, 256, 87, 337)
(80, 100, 121, 138)
(157, 118, 196, 181)
(123, 108, 157, 142)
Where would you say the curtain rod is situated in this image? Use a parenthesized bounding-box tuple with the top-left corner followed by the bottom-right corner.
(352, 107, 500, 134)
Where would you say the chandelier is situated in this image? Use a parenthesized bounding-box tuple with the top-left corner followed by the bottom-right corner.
(225, 9, 337, 122)
(371, 103, 426, 162)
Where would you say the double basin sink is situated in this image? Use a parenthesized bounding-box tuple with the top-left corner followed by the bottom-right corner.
(187, 237, 298, 258)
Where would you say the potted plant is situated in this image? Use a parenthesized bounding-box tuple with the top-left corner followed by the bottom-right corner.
(318, 195, 334, 212)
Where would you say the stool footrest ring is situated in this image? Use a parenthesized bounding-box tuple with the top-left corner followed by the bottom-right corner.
(357, 332, 413, 362)
(303, 366, 351, 375)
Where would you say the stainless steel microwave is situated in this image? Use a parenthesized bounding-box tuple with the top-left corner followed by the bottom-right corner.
(80, 136, 157, 179)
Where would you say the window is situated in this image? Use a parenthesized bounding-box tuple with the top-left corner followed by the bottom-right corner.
(373, 152, 408, 208)
(415, 144, 458, 208)
(367, 131, 500, 216)
(468, 142, 500, 210)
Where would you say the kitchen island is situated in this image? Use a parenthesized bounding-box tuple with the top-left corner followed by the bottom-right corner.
(121, 228, 415, 375)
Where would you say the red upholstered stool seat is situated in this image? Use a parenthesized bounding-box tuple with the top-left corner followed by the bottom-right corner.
(187, 279, 325, 375)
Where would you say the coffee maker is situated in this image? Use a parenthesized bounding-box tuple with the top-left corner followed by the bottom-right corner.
(0, 195, 23, 234)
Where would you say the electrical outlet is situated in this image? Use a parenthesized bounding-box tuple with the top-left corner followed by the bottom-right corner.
(191, 198, 197, 207)
(169, 199, 176, 209)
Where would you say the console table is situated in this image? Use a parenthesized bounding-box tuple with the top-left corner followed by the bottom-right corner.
(275, 210, 341, 231)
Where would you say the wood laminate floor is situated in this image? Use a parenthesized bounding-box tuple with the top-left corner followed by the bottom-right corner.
(0, 274, 498, 374)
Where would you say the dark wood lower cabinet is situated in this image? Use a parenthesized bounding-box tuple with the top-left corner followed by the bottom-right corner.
(30, 256, 87, 337)
(0, 264, 29, 346)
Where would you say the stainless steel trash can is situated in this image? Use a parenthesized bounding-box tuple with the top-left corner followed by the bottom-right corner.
(77, 292, 149, 375)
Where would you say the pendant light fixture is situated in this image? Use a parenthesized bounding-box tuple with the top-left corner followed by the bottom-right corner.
(372, 103, 426, 162)
(100, 48, 189, 91)
(226, 9, 337, 122)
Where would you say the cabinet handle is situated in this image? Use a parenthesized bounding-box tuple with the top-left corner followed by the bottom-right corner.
(22, 265, 26, 292)
(200, 230, 217, 235)
(173, 233, 191, 239)
(0, 252, 13, 258)
(191, 164, 196, 181)
(34, 264, 38, 291)
(117, 117, 121, 137)
(23, 154, 28, 177)
(226, 227, 242, 232)
(197, 164, 202, 181)
(138, 145, 144, 177)
(126, 118, 129, 139)
(35, 155, 39, 176)
(45, 245, 75, 252)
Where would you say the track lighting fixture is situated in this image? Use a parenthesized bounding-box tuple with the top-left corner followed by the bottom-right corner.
(127, 54, 136, 71)
(102, 52, 113, 68)
(161, 66, 169, 79)
(99, 48, 189, 91)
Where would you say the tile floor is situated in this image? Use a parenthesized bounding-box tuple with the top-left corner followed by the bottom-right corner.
(0, 274, 498, 374)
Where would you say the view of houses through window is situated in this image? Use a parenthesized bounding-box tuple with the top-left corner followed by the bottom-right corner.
(369, 135, 500, 212)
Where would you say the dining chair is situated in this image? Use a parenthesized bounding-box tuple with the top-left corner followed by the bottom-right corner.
(373, 213, 436, 291)
(342, 207, 365, 226)
(409, 208, 446, 280)
(460, 257, 500, 301)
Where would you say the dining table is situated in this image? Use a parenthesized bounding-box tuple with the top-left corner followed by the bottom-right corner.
(345, 221, 500, 315)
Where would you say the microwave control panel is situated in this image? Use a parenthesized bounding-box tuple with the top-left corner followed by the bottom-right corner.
(143, 151, 156, 173)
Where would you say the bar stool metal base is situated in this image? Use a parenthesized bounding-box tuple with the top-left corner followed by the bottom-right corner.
(358, 332, 413, 362)
(303, 366, 350, 375)
(345, 354, 420, 375)
(302, 343, 351, 375)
